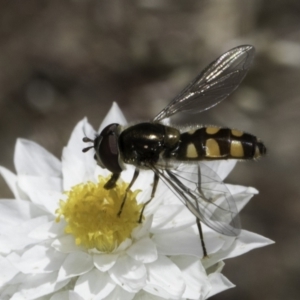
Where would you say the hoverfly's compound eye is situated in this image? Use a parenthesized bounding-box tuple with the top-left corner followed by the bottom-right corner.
(94, 123, 123, 173)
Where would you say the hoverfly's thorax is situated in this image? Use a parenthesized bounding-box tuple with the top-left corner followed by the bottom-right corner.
(164, 126, 180, 148)
(119, 122, 180, 166)
(94, 123, 123, 173)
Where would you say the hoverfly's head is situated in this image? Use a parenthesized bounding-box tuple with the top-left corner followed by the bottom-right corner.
(82, 123, 123, 173)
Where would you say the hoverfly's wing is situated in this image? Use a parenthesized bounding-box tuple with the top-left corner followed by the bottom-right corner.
(151, 162, 241, 236)
(153, 45, 255, 122)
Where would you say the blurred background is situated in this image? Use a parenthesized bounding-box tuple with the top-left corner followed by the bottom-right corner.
(0, 1, 299, 299)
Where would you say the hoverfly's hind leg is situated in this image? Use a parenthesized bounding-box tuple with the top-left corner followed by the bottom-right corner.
(163, 166, 209, 258)
(104, 173, 120, 190)
(196, 165, 208, 257)
(196, 218, 208, 258)
(138, 172, 159, 223)
(117, 168, 140, 217)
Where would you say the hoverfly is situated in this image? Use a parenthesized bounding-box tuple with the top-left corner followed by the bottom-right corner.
(83, 45, 266, 257)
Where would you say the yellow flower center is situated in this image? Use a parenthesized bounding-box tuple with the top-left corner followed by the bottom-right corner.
(56, 176, 142, 253)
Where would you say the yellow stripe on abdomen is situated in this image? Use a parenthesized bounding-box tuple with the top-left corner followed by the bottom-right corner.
(231, 129, 244, 137)
(186, 143, 198, 158)
(206, 127, 220, 135)
(230, 141, 244, 157)
(205, 138, 221, 157)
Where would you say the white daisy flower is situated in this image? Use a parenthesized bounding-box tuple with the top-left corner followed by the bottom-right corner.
(0, 103, 273, 300)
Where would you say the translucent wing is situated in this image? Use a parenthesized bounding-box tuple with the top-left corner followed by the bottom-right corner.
(153, 45, 255, 122)
(151, 162, 241, 236)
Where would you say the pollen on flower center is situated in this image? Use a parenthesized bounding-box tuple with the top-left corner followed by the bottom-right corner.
(56, 176, 142, 253)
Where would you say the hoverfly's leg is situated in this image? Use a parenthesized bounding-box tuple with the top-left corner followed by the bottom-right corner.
(165, 168, 208, 256)
(117, 168, 140, 217)
(138, 172, 159, 223)
(196, 218, 208, 258)
(104, 173, 120, 190)
(195, 165, 208, 257)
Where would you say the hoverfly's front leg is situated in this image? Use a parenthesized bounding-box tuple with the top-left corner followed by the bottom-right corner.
(138, 172, 159, 223)
(117, 168, 140, 217)
(104, 173, 120, 190)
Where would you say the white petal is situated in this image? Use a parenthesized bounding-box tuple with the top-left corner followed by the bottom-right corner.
(1, 272, 26, 299)
(206, 261, 225, 274)
(151, 205, 195, 233)
(0, 199, 45, 226)
(37, 190, 62, 216)
(109, 254, 146, 293)
(94, 165, 113, 180)
(17, 244, 66, 274)
(0, 254, 19, 287)
(153, 227, 226, 258)
(203, 230, 273, 269)
(113, 238, 132, 253)
(18, 175, 62, 198)
(126, 237, 157, 264)
(171, 255, 208, 300)
(93, 253, 119, 272)
(75, 268, 115, 299)
(10, 272, 70, 300)
(4, 270, 25, 287)
(227, 184, 258, 195)
(52, 235, 86, 253)
(103, 285, 135, 300)
(16, 177, 61, 212)
(0, 167, 26, 200)
(202, 160, 236, 180)
(122, 168, 152, 191)
(14, 139, 61, 177)
(225, 230, 274, 259)
(57, 251, 94, 282)
(99, 102, 127, 132)
(29, 220, 65, 241)
(143, 255, 185, 299)
(62, 147, 93, 191)
(0, 233, 14, 255)
(131, 216, 152, 241)
(132, 290, 165, 300)
(0, 215, 51, 252)
(50, 290, 84, 300)
(16, 215, 51, 238)
(206, 273, 235, 298)
(149, 180, 174, 206)
(226, 184, 258, 212)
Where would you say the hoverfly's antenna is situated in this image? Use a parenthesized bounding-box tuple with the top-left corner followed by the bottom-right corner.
(82, 145, 94, 153)
(83, 137, 94, 143)
(82, 137, 94, 152)
(82, 120, 95, 153)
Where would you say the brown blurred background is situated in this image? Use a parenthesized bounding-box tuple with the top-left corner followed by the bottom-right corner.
(0, 1, 299, 299)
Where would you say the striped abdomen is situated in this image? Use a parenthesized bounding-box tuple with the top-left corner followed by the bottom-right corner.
(173, 127, 266, 160)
